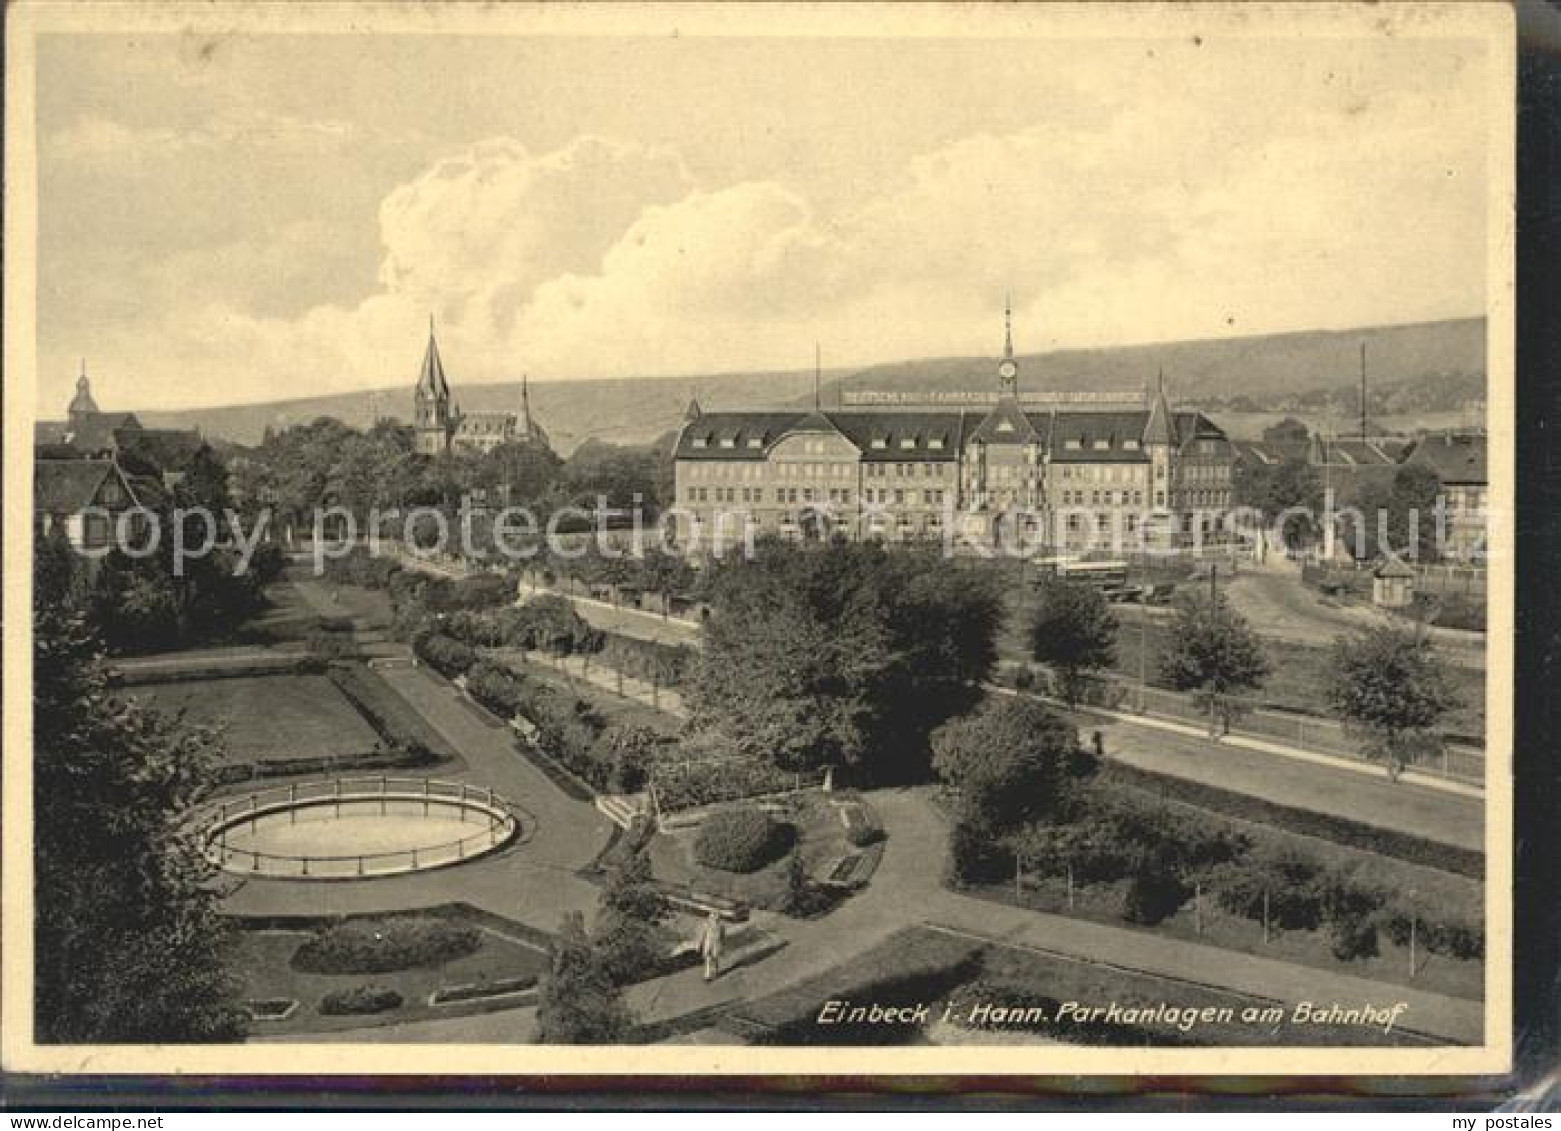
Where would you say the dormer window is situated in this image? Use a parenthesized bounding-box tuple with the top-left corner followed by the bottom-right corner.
(1124, 439, 1140, 451)
(719, 437, 735, 449)
(1093, 439, 1110, 451)
(996, 420, 1014, 433)
(871, 437, 887, 450)
(746, 437, 763, 449)
(1064, 438, 1082, 450)
(692, 437, 708, 449)
(900, 437, 916, 449)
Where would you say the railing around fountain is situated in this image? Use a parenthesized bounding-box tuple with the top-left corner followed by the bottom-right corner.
(201, 776, 522, 879)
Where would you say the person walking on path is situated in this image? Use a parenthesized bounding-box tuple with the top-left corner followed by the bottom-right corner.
(699, 911, 726, 982)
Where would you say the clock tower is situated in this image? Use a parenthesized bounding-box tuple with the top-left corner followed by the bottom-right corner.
(997, 296, 1019, 397)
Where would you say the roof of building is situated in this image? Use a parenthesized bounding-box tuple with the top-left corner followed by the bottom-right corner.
(456, 411, 516, 434)
(1143, 382, 1176, 447)
(34, 458, 125, 514)
(1375, 555, 1416, 579)
(1046, 410, 1155, 463)
(38, 412, 143, 454)
(966, 398, 1039, 445)
(113, 427, 206, 475)
(1405, 431, 1487, 485)
(675, 406, 1229, 464)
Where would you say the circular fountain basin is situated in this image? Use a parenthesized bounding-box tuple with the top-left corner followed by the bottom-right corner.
(203, 779, 519, 880)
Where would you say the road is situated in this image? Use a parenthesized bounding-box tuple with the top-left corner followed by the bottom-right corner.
(1223, 570, 1486, 668)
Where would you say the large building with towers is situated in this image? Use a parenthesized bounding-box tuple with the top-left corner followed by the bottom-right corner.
(671, 308, 1235, 554)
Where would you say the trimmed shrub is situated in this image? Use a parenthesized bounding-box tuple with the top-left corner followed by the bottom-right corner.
(292, 916, 482, 974)
(693, 806, 793, 873)
(319, 984, 404, 1016)
(1379, 907, 1485, 960)
(1122, 860, 1190, 926)
(415, 633, 476, 678)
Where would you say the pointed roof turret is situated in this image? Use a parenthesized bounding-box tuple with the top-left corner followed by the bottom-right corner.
(684, 392, 703, 423)
(1143, 366, 1176, 446)
(415, 315, 450, 401)
(996, 296, 1020, 397)
(68, 360, 100, 418)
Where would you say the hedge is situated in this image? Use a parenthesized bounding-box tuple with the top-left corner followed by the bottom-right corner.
(694, 807, 794, 873)
(1099, 761, 1482, 878)
(652, 758, 811, 814)
(326, 662, 450, 763)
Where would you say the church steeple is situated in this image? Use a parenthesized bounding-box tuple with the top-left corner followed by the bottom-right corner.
(68, 360, 100, 423)
(415, 315, 450, 402)
(412, 316, 454, 455)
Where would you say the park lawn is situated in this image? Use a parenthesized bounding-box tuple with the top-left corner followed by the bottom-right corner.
(227, 912, 552, 1036)
(727, 925, 1432, 1047)
(648, 793, 853, 912)
(135, 674, 380, 765)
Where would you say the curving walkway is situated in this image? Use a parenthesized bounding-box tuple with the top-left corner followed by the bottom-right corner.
(284, 787, 1481, 1046)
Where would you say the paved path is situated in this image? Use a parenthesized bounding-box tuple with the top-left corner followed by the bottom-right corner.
(520, 584, 1484, 850)
(286, 788, 1482, 1046)
(220, 660, 613, 930)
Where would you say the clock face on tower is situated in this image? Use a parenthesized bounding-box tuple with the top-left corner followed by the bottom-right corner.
(998, 359, 1018, 382)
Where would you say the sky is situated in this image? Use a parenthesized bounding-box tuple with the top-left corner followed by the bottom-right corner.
(33, 25, 1491, 413)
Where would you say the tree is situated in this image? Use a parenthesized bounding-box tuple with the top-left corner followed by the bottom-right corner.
(688, 542, 1000, 782)
(592, 850, 670, 985)
(930, 696, 1093, 832)
(1350, 464, 1444, 562)
(535, 912, 632, 1043)
(1262, 417, 1311, 444)
(1158, 591, 1270, 736)
(1232, 456, 1322, 547)
(1028, 577, 1118, 705)
(33, 607, 247, 1042)
(1326, 624, 1457, 781)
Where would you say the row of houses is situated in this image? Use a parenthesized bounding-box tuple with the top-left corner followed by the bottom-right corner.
(33, 366, 213, 551)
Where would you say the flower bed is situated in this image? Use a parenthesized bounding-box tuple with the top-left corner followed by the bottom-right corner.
(291, 916, 483, 975)
(319, 984, 404, 1016)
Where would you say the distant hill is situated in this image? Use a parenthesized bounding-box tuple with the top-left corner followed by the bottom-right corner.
(818, 318, 1485, 410)
(137, 317, 1484, 452)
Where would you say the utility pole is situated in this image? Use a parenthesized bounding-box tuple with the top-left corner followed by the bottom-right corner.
(1359, 340, 1369, 443)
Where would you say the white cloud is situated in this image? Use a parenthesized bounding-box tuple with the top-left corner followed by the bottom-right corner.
(38, 62, 1489, 412)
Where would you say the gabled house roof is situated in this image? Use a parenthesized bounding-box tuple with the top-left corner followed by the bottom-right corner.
(34, 458, 135, 514)
(1404, 431, 1487, 485)
(112, 427, 207, 476)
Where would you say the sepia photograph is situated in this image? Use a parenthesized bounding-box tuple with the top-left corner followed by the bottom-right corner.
(1, 1, 1515, 1079)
